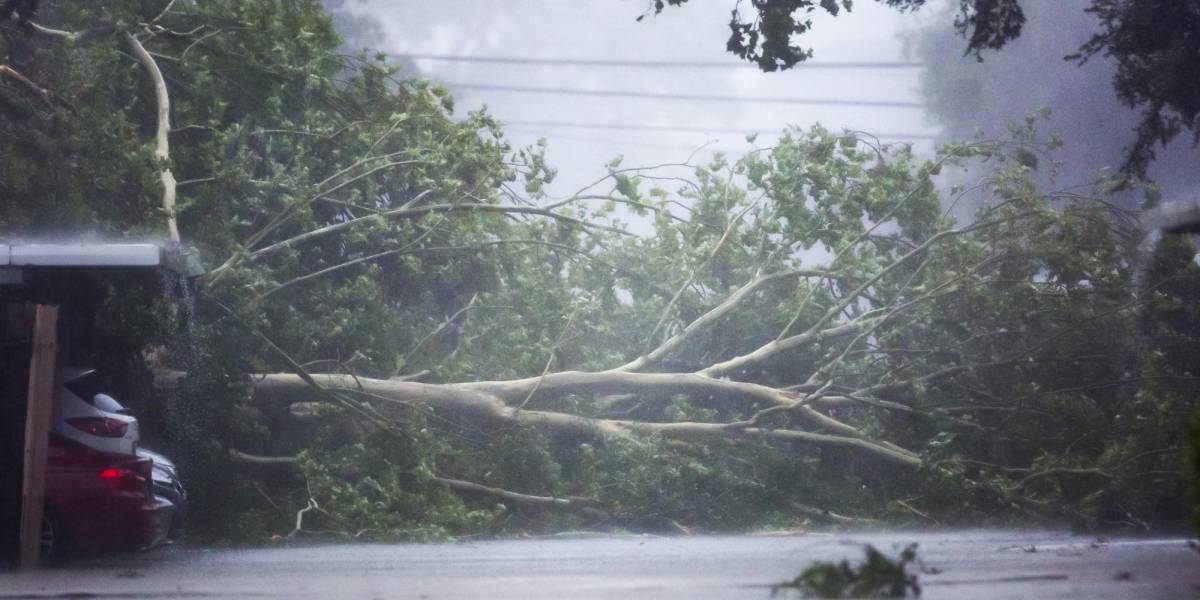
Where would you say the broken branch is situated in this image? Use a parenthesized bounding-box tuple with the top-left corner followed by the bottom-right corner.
(124, 32, 179, 243)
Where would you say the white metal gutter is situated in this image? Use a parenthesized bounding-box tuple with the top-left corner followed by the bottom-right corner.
(0, 243, 164, 267)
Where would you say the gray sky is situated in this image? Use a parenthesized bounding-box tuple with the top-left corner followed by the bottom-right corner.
(347, 0, 939, 198)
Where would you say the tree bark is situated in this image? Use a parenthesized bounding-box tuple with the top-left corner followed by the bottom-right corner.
(253, 373, 922, 468)
(124, 33, 179, 244)
(0, 64, 50, 103)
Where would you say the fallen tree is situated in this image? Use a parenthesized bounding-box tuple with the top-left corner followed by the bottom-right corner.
(6, 1, 1193, 539)
(252, 372, 923, 468)
(207, 116, 1181, 534)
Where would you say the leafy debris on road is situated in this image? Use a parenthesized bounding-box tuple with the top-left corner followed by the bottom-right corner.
(772, 543, 921, 598)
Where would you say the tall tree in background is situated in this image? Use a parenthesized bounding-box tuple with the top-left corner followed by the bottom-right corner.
(909, 0, 1200, 220)
(649, 0, 1200, 177)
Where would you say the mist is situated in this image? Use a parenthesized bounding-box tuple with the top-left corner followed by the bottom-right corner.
(320, 0, 934, 199)
(909, 0, 1200, 208)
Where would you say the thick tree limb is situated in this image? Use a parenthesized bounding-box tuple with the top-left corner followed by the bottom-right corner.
(463, 370, 884, 447)
(472, 371, 901, 456)
(252, 373, 921, 468)
(459, 370, 798, 412)
(124, 32, 179, 243)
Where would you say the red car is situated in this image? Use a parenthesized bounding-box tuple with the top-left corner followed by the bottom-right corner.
(40, 435, 173, 556)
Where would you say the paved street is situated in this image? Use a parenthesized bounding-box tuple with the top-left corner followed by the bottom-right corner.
(1, 530, 1197, 599)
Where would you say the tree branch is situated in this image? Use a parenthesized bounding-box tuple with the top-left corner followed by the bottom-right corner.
(252, 373, 921, 468)
(699, 316, 877, 378)
(402, 293, 480, 368)
(205, 203, 632, 285)
(429, 475, 609, 520)
(244, 157, 421, 250)
(258, 240, 607, 300)
(610, 267, 837, 373)
(124, 32, 179, 243)
(229, 448, 611, 520)
(228, 448, 299, 466)
(0, 64, 49, 103)
(702, 214, 1030, 379)
(642, 200, 755, 352)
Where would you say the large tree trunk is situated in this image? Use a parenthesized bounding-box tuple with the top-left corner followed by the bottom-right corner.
(252, 373, 923, 469)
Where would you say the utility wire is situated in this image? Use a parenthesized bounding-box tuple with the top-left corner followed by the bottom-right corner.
(400, 53, 923, 69)
(502, 119, 939, 140)
(504, 127, 729, 152)
(443, 82, 923, 108)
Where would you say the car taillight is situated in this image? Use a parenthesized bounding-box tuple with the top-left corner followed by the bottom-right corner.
(66, 417, 129, 438)
(98, 458, 152, 493)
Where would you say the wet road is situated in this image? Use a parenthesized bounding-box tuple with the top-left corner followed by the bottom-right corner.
(1, 530, 1197, 599)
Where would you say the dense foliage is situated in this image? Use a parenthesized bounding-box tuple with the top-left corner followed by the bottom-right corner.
(775, 543, 921, 598)
(1, 1, 1197, 542)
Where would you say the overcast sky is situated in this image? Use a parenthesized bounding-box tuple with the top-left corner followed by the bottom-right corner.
(344, 0, 940, 198)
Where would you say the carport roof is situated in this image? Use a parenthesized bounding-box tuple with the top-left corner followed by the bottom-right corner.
(0, 242, 204, 278)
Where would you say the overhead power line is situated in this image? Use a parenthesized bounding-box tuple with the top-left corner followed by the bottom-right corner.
(444, 82, 924, 108)
(400, 53, 923, 70)
(504, 127, 733, 152)
(501, 119, 940, 140)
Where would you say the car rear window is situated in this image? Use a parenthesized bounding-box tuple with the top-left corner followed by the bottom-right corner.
(63, 372, 106, 407)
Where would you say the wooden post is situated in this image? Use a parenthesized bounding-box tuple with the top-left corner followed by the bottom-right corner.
(18, 304, 58, 570)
